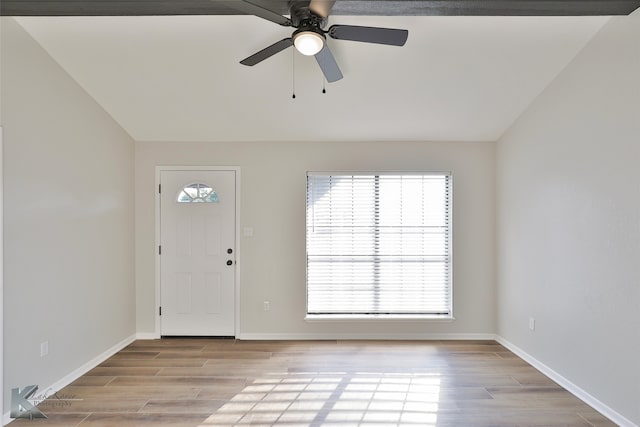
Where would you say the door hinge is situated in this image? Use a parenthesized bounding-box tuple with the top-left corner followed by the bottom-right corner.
(158, 245, 162, 255)
(158, 184, 161, 194)
(159, 306, 162, 316)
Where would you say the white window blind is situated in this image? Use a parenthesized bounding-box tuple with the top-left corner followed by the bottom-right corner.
(306, 173, 452, 317)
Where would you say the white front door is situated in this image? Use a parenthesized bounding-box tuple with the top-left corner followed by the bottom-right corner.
(160, 169, 236, 336)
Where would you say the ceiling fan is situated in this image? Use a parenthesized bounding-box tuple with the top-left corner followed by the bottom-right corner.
(231, 0, 409, 82)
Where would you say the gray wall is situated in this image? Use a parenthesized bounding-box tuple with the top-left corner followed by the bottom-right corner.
(1, 18, 136, 412)
(135, 140, 496, 338)
(496, 14, 640, 425)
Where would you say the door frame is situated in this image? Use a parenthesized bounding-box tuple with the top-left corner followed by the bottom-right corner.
(154, 166, 241, 338)
(1, 127, 4, 416)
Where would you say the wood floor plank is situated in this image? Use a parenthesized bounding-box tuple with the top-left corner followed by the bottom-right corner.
(141, 399, 227, 414)
(106, 351, 160, 359)
(60, 385, 201, 400)
(8, 414, 89, 426)
(39, 398, 148, 413)
(68, 376, 115, 386)
(78, 413, 212, 426)
(85, 366, 162, 377)
(107, 376, 248, 387)
(195, 386, 254, 400)
(155, 351, 272, 360)
(15, 339, 617, 427)
(157, 366, 290, 378)
(101, 358, 208, 368)
(487, 385, 569, 399)
(578, 411, 619, 426)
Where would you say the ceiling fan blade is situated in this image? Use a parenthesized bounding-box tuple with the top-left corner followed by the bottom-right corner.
(224, 0, 292, 26)
(240, 38, 293, 66)
(309, 0, 336, 18)
(328, 25, 408, 46)
(314, 44, 343, 83)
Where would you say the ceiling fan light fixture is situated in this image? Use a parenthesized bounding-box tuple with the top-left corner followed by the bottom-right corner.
(293, 30, 325, 56)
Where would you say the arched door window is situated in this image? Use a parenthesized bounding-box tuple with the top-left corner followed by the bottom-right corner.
(177, 183, 219, 203)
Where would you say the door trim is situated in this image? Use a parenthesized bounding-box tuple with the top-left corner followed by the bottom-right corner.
(1, 126, 4, 415)
(154, 166, 241, 338)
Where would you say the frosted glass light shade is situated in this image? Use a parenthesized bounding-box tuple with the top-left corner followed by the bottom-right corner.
(293, 31, 325, 56)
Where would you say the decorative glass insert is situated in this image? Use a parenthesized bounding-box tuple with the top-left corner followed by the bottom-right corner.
(177, 183, 219, 203)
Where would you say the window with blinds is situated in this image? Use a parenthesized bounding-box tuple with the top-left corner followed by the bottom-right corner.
(306, 173, 452, 318)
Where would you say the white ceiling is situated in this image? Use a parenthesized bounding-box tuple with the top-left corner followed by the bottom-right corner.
(16, 15, 608, 142)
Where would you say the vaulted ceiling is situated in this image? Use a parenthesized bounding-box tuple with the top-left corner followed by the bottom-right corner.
(4, 1, 640, 17)
(5, 2, 637, 142)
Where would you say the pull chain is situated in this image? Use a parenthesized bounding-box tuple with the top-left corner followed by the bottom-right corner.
(322, 75, 326, 94)
(292, 49, 296, 99)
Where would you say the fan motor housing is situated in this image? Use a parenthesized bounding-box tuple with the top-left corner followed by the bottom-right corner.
(292, 25, 326, 40)
(289, 1, 327, 28)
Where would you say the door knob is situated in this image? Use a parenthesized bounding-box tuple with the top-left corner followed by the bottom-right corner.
(226, 260, 233, 266)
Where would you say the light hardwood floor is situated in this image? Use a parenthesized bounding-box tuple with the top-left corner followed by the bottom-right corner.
(11, 339, 615, 426)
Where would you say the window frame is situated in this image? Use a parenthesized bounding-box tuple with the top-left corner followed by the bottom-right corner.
(305, 171, 454, 321)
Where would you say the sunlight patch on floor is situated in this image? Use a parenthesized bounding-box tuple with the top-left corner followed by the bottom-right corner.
(200, 372, 441, 426)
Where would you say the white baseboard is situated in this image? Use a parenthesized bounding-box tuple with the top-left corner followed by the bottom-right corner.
(136, 332, 160, 340)
(134, 331, 499, 341)
(237, 333, 497, 341)
(496, 336, 638, 427)
(3, 333, 136, 426)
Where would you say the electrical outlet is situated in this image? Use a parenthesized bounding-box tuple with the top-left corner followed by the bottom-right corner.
(263, 301, 270, 311)
(529, 317, 536, 331)
(40, 341, 49, 357)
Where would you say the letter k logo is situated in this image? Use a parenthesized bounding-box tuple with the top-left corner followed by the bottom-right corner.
(10, 385, 47, 419)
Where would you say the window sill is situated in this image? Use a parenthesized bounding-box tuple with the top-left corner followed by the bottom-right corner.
(305, 314, 455, 322)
